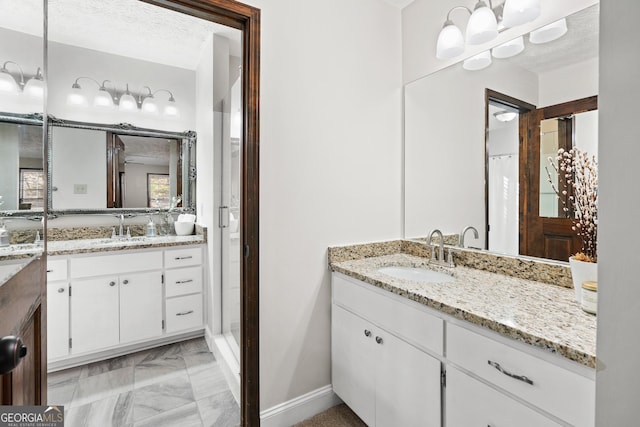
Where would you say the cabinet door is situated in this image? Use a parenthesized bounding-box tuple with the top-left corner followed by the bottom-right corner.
(47, 281, 69, 359)
(71, 276, 119, 354)
(446, 367, 561, 427)
(120, 271, 163, 343)
(376, 331, 441, 427)
(332, 305, 376, 427)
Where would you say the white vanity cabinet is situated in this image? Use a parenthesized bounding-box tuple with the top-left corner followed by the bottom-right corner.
(332, 273, 442, 427)
(446, 323, 595, 427)
(70, 251, 163, 354)
(47, 259, 69, 359)
(47, 244, 205, 368)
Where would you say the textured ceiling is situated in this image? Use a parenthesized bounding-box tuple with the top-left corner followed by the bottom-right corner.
(380, 0, 416, 9)
(0, 0, 242, 70)
(503, 4, 599, 74)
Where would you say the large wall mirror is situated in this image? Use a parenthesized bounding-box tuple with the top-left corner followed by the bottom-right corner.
(48, 119, 196, 214)
(404, 4, 598, 263)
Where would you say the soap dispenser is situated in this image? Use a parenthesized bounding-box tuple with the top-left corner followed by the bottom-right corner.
(0, 220, 9, 247)
(146, 216, 157, 237)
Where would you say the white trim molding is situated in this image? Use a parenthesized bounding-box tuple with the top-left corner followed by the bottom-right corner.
(260, 385, 342, 427)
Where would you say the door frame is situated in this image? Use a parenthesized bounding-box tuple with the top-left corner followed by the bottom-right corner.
(140, 1, 260, 424)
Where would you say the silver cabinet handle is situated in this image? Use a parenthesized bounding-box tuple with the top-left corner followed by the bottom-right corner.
(175, 256, 193, 260)
(123, 279, 129, 285)
(109, 281, 116, 287)
(57, 288, 65, 293)
(375, 336, 383, 345)
(364, 330, 371, 337)
(176, 279, 193, 284)
(488, 360, 534, 385)
(176, 310, 194, 316)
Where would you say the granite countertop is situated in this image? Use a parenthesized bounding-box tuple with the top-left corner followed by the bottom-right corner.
(0, 244, 44, 261)
(331, 253, 597, 368)
(48, 235, 205, 256)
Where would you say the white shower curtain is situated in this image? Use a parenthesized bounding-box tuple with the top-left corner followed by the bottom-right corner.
(488, 155, 519, 255)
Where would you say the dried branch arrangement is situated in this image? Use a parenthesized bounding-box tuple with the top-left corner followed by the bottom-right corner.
(545, 147, 598, 262)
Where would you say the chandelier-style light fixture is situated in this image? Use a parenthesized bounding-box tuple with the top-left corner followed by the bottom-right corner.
(0, 61, 44, 99)
(66, 77, 179, 117)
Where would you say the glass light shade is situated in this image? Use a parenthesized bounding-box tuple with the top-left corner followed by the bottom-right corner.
(463, 51, 492, 71)
(66, 86, 88, 107)
(23, 77, 44, 98)
(141, 96, 159, 114)
(118, 92, 138, 111)
(494, 111, 518, 122)
(466, 3, 498, 45)
(492, 36, 525, 59)
(93, 89, 114, 108)
(529, 18, 568, 44)
(436, 23, 465, 59)
(502, 0, 541, 28)
(0, 71, 19, 93)
(163, 101, 179, 117)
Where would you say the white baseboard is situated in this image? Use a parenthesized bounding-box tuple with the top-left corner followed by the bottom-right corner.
(260, 385, 343, 427)
(206, 327, 241, 404)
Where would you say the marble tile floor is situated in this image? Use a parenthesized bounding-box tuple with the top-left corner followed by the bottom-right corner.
(47, 338, 240, 427)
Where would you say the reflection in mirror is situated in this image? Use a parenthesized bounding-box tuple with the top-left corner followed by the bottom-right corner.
(0, 2, 45, 273)
(404, 4, 599, 262)
(48, 120, 196, 213)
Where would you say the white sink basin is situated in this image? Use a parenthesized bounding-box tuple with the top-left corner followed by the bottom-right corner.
(378, 266, 454, 283)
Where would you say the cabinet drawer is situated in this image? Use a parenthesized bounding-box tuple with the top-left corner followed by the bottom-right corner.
(164, 247, 202, 269)
(446, 367, 561, 427)
(165, 294, 203, 333)
(333, 273, 443, 355)
(447, 323, 594, 426)
(70, 251, 162, 278)
(165, 266, 202, 297)
(47, 259, 68, 281)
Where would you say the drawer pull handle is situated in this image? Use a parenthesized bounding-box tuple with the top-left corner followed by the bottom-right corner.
(175, 256, 193, 260)
(375, 336, 383, 345)
(176, 310, 194, 316)
(176, 279, 194, 284)
(364, 330, 371, 337)
(488, 360, 534, 385)
(57, 288, 65, 293)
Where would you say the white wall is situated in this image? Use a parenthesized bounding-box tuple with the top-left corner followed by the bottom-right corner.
(50, 127, 106, 210)
(595, 0, 640, 423)
(241, 0, 403, 411)
(402, 0, 599, 84)
(47, 41, 196, 133)
(0, 123, 20, 209)
(404, 60, 538, 242)
(538, 58, 598, 107)
(0, 28, 43, 115)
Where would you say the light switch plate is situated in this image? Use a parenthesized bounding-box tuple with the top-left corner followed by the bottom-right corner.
(74, 184, 87, 194)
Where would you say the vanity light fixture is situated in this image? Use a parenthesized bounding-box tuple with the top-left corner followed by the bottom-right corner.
(494, 110, 518, 122)
(529, 18, 568, 44)
(491, 35, 524, 58)
(463, 50, 492, 71)
(66, 77, 179, 117)
(0, 61, 44, 99)
(435, 0, 541, 60)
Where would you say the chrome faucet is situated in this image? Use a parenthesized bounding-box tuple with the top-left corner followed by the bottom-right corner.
(111, 214, 130, 239)
(459, 226, 479, 248)
(119, 214, 124, 237)
(427, 229, 455, 267)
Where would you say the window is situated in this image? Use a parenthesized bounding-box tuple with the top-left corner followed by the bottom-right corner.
(19, 169, 44, 209)
(147, 173, 170, 208)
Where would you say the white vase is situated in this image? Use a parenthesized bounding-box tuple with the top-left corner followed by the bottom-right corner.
(569, 257, 598, 303)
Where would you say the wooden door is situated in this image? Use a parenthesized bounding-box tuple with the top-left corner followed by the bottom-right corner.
(519, 96, 597, 261)
(0, 256, 47, 405)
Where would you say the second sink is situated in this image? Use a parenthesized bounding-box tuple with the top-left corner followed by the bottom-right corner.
(378, 266, 454, 283)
